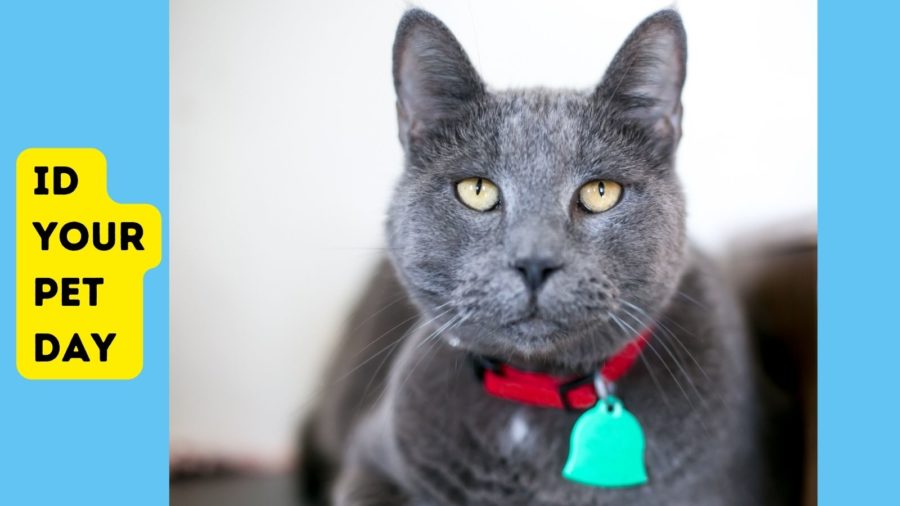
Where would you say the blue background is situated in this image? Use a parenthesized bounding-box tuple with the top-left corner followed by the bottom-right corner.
(0, 0, 896, 503)
(0, 1, 169, 504)
(819, 1, 899, 504)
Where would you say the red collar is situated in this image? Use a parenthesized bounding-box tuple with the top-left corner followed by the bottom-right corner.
(473, 330, 651, 411)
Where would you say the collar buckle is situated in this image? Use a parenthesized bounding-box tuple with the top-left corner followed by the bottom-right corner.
(558, 374, 596, 412)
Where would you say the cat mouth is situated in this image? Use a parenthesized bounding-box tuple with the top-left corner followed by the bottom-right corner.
(503, 303, 562, 328)
(503, 314, 564, 337)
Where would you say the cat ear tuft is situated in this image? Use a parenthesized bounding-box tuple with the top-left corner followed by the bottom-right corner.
(595, 10, 687, 147)
(392, 9, 484, 149)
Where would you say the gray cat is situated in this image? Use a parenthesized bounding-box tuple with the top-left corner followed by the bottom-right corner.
(299, 9, 783, 505)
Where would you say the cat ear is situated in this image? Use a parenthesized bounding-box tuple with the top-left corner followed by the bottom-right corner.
(595, 10, 687, 147)
(392, 9, 485, 149)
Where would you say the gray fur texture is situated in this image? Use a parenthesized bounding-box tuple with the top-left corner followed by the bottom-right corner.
(299, 8, 783, 505)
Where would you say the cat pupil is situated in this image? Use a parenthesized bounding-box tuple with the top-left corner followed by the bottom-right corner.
(598, 181, 606, 197)
(475, 178, 483, 196)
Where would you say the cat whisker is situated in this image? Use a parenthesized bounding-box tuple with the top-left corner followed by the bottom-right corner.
(357, 308, 451, 407)
(354, 338, 407, 414)
(415, 311, 466, 349)
(656, 313, 715, 384)
(350, 302, 452, 361)
(615, 307, 697, 413)
(346, 291, 411, 335)
(391, 314, 468, 404)
(620, 299, 717, 402)
(675, 290, 709, 310)
(619, 306, 715, 435)
(299, 307, 456, 411)
(624, 305, 711, 414)
(610, 313, 671, 409)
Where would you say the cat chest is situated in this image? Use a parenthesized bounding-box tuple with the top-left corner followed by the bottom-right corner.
(389, 377, 708, 505)
(394, 393, 622, 504)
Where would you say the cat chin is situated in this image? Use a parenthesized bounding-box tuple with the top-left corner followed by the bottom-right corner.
(447, 334, 621, 374)
(503, 316, 564, 338)
(447, 317, 563, 347)
(443, 318, 622, 367)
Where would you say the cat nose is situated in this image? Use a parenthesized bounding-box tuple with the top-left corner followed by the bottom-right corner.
(513, 257, 562, 292)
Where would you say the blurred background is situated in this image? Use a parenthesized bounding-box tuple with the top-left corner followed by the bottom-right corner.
(171, 0, 816, 478)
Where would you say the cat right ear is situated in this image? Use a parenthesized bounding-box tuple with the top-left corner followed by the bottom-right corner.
(392, 9, 485, 149)
(594, 10, 687, 150)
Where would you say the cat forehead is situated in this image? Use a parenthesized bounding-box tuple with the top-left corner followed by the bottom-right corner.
(495, 90, 587, 134)
(491, 90, 590, 163)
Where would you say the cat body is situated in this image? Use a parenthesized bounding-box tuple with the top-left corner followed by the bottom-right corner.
(299, 9, 782, 505)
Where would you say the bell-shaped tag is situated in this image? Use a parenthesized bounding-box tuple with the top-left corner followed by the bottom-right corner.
(562, 396, 648, 488)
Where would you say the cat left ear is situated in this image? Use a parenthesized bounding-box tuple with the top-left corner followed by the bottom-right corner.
(392, 9, 485, 149)
(595, 10, 687, 148)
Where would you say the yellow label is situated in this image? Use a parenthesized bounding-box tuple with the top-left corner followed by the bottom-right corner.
(16, 148, 162, 380)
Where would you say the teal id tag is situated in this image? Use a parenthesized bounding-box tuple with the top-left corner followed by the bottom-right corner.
(562, 396, 648, 488)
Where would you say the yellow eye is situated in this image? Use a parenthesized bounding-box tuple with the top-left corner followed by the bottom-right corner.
(456, 177, 500, 211)
(578, 180, 623, 213)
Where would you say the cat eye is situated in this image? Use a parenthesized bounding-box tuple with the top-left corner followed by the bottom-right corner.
(578, 180, 623, 213)
(456, 177, 500, 211)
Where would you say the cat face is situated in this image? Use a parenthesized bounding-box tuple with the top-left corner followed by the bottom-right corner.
(387, 9, 688, 372)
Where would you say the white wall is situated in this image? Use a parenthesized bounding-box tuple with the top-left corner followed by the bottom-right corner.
(171, 0, 816, 463)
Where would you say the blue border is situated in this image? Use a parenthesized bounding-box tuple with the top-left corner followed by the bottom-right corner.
(1, 0, 894, 502)
(819, 1, 900, 503)
(0, 1, 168, 504)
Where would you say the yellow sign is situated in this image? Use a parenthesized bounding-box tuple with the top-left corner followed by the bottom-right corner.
(16, 148, 162, 380)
